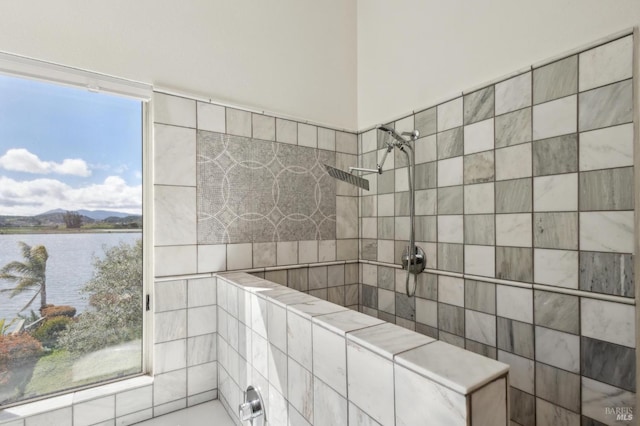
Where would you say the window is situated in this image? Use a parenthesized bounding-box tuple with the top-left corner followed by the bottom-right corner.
(0, 56, 150, 406)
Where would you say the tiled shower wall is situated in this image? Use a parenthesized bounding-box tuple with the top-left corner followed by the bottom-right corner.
(357, 34, 636, 425)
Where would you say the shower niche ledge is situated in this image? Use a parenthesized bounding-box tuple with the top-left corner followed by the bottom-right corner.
(216, 272, 509, 426)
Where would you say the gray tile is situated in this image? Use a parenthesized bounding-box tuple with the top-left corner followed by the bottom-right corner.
(536, 398, 580, 426)
(309, 266, 328, 290)
(495, 107, 532, 148)
(252, 114, 275, 141)
(534, 291, 579, 334)
(416, 322, 438, 339)
(395, 192, 411, 216)
(288, 268, 308, 292)
(496, 178, 532, 213)
(464, 86, 495, 125)
(414, 273, 437, 300)
(510, 387, 535, 426)
(415, 216, 437, 242)
(328, 265, 345, 287)
(276, 118, 297, 144)
(345, 284, 359, 306)
(533, 212, 578, 249)
(361, 195, 376, 216)
(377, 217, 394, 240)
(533, 134, 578, 176)
(345, 264, 358, 284)
(328, 286, 345, 306)
(437, 186, 463, 214)
(579, 167, 634, 211)
(415, 108, 437, 137)
(465, 339, 497, 359)
(437, 243, 463, 273)
(464, 214, 495, 245)
(465, 280, 495, 314)
(378, 171, 394, 194)
(581, 336, 636, 392)
(464, 151, 494, 184)
(536, 362, 580, 412)
(496, 247, 532, 282)
(361, 239, 377, 261)
(394, 146, 409, 168)
(226, 108, 252, 137)
(415, 161, 437, 189)
(581, 416, 608, 426)
(437, 127, 463, 159)
(439, 330, 465, 348)
(395, 292, 416, 321)
(361, 151, 377, 170)
(579, 79, 633, 132)
(497, 317, 534, 359)
(535, 326, 580, 372)
(362, 284, 377, 309)
(579, 251, 634, 297)
(533, 56, 578, 104)
(378, 311, 395, 323)
(438, 303, 464, 336)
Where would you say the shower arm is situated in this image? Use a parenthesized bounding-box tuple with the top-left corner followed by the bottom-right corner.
(348, 142, 394, 175)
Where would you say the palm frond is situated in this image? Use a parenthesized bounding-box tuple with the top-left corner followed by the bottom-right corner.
(18, 289, 41, 312)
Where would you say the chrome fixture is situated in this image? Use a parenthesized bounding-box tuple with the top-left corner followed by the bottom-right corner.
(239, 385, 266, 425)
(324, 124, 426, 296)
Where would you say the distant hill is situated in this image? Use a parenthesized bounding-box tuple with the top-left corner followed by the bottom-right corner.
(0, 209, 142, 230)
(39, 209, 136, 220)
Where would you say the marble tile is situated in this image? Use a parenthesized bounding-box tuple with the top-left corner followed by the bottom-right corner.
(464, 86, 495, 125)
(534, 248, 578, 289)
(116, 386, 153, 417)
(496, 247, 533, 282)
(348, 402, 383, 426)
(437, 156, 463, 187)
(415, 107, 437, 137)
(287, 358, 313, 423)
(464, 118, 494, 155)
(535, 326, 580, 372)
(533, 95, 577, 140)
(155, 309, 187, 343)
(438, 243, 463, 273)
(377, 239, 394, 264)
(336, 196, 358, 238)
(464, 150, 494, 184)
(396, 340, 509, 394)
(277, 241, 298, 266)
(153, 369, 187, 406)
(73, 396, 114, 426)
(155, 340, 186, 374)
(155, 280, 187, 312)
(155, 185, 197, 246)
(496, 213, 532, 247)
(579, 167, 633, 211)
(267, 301, 287, 352)
(510, 388, 535, 426)
(533, 212, 578, 250)
(579, 123, 634, 171)
(287, 311, 312, 371)
(188, 362, 217, 396)
(465, 280, 495, 314)
(348, 322, 434, 360)
(495, 72, 532, 115)
(415, 216, 437, 242)
(438, 215, 464, 243)
(276, 118, 297, 144)
(582, 336, 636, 392)
(438, 276, 464, 307)
(225, 108, 251, 137)
(377, 217, 394, 239)
(535, 398, 580, 426)
(581, 377, 635, 425)
(579, 79, 633, 132)
(227, 243, 252, 270)
(533, 55, 577, 104)
(495, 143, 532, 181)
(187, 277, 216, 308)
(580, 416, 609, 426)
(416, 297, 437, 327)
(395, 364, 467, 426)
(498, 350, 534, 394)
(25, 408, 71, 426)
(187, 334, 217, 366)
(287, 268, 308, 292)
(415, 273, 438, 300)
(464, 182, 494, 214)
(437, 97, 463, 132)
(579, 211, 634, 253)
(496, 286, 533, 324)
(437, 127, 463, 160)
(394, 191, 410, 216)
(532, 134, 578, 176)
(465, 339, 497, 359)
(536, 362, 580, 412)
(361, 285, 377, 309)
(299, 240, 319, 264)
(154, 124, 196, 186)
(188, 305, 217, 337)
(252, 113, 275, 141)
(534, 290, 579, 334)
(464, 214, 495, 245)
(464, 245, 495, 278)
(347, 341, 394, 426)
(471, 378, 507, 426)
(437, 185, 463, 214)
(581, 298, 635, 348)
(336, 131, 357, 155)
(312, 324, 347, 396)
(154, 93, 195, 127)
(395, 292, 416, 321)
(495, 107, 531, 148)
(534, 173, 578, 212)
(415, 161, 438, 189)
(439, 330, 465, 348)
(313, 378, 347, 426)
(465, 310, 496, 346)
(298, 123, 317, 148)
(495, 178, 532, 213)
(438, 303, 464, 336)
(580, 251, 634, 297)
(415, 134, 437, 165)
(579, 35, 633, 92)
(314, 308, 384, 336)
(198, 244, 226, 273)
(395, 167, 410, 192)
(496, 315, 534, 358)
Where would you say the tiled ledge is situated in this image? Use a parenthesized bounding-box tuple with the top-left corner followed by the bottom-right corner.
(359, 259, 636, 305)
(216, 271, 509, 397)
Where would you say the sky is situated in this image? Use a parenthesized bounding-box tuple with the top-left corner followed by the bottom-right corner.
(0, 74, 142, 216)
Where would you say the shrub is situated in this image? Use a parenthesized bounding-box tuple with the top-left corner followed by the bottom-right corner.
(41, 305, 76, 319)
(31, 316, 72, 348)
(0, 333, 43, 379)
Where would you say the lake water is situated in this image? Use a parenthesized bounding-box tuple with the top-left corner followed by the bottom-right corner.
(0, 232, 141, 320)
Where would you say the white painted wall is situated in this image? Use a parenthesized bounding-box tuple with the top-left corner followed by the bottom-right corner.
(357, 0, 640, 129)
(0, 0, 357, 129)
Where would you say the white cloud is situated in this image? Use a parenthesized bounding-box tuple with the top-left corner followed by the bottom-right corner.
(0, 175, 141, 216)
(0, 148, 91, 177)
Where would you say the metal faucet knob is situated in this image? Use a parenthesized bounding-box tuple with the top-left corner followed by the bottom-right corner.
(238, 385, 265, 424)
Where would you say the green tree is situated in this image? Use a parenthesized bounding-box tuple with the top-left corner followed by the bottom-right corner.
(63, 211, 82, 229)
(0, 242, 49, 312)
(59, 239, 142, 354)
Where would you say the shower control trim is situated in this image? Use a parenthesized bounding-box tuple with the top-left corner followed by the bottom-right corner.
(239, 385, 266, 425)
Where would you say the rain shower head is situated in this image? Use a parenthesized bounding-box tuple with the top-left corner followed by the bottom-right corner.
(324, 164, 370, 191)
